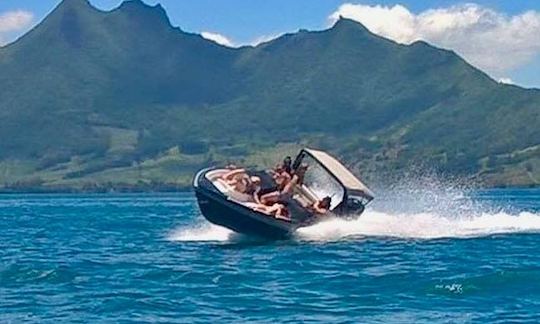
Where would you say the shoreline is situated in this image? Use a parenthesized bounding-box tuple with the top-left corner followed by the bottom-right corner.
(0, 185, 538, 195)
(0, 186, 192, 195)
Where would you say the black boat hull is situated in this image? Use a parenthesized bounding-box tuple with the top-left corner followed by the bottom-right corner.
(193, 168, 299, 239)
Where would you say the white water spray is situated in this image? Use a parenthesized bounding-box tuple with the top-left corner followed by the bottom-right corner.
(298, 173, 540, 241)
(171, 173, 539, 242)
(296, 210, 540, 240)
(168, 223, 234, 242)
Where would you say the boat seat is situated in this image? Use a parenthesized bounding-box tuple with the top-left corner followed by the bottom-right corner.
(212, 178, 253, 203)
(205, 169, 228, 181)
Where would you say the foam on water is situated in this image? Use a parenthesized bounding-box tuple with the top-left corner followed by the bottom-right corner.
(174, 173, 539, 242)
(171, 209, 540, 242)
(300, 172, 540, 240)
(296, 210, 540, 240)
(168, 223, 233, 242)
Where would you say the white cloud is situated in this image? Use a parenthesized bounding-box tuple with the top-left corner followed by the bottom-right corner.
(201, 30, 283, 48)
(498, 78, 514, 85)
(249, 33, 283, 46)
(329, 3, 540, 77)
(201, 31, 234, 47)
(0, 10, 34, 45)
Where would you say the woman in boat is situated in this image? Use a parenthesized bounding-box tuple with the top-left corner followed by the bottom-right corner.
(253, 203, 291, 221)
(222, 168, 246, 182)
(307, 196, 332, 215)
(221, 168, 254, 194)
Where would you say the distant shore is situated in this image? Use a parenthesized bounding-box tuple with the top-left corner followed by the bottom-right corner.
(0, 184, 192, 194)
(0, 184, 538, 195)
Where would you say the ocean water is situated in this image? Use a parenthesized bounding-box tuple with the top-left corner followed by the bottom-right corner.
(1, 188, 540, 323)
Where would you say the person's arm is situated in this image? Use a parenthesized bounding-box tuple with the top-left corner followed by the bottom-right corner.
(283, 172, 292, 182)
(313, 204, 328, 215)
(281, 174, 297, 194)
(222, 168, 245, 181)
(263, 204, 281, 215)
(253, 187, 261, 204)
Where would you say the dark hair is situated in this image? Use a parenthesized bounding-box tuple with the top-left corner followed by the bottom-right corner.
(283, 157, 292, 169)
(320, 196, 332, 209)
(282, 156, 292, 174)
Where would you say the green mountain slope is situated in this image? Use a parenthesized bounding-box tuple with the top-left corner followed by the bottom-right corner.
(0, 0, 538, 191)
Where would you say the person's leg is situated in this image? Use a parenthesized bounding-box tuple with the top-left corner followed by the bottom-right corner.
(253, 205, 270, 214)
(260, 191, 280, 205)
(274, 205, 291, 221)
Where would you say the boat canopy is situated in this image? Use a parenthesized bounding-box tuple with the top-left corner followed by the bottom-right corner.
(303, 148, 374, 201)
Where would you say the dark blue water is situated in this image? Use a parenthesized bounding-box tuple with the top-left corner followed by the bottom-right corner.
(1, 189, 540, 323)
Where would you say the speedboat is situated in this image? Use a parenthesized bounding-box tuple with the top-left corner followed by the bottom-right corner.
(193, 148, 374, 239)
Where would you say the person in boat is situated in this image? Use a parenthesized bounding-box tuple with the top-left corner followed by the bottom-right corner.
(282, 156, 292, 175)
(270, 164, 291, 184)
(246, 176, 262, 204)
(291, 163, 308, 186)
(261, 166, 307, 206)
(270, 156, 293, 177)
(222, 168, 246, 182)
(255, 164, 291, 201)
(252, 203, 291, 221)
(274, 169, 291, 190)
(259, 164, 308, 206)
(272, 156, 291, 172)
(221, 168, 253, 194)
(307, 196, 332, 215)
(247, 176, 291, 220)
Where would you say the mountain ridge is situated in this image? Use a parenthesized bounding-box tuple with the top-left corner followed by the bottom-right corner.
(0, 0, 538, 191)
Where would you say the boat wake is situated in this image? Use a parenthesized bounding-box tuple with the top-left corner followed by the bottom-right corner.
(169, 209, 540, 243)
(296, 210, 540, 241)
(298, 175, 540, 241)
(168, 223, 234, 242)
(172, 174, 539, 242)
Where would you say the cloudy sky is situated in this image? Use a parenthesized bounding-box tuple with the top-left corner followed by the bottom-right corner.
(1, 0, 539, 88)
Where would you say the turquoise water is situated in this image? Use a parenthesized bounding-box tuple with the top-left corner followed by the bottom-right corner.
(1, 189, 540, 323)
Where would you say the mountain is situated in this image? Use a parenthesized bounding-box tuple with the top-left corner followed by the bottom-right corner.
(0, 0, 538, 191)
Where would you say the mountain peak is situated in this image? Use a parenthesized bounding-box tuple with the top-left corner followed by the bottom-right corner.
(331, 17, 371, 34)
(56, 0, 93, 10)
(117, 0, 170, 26)
(119, 0, 152, 8)
(118, 0, 166, 14)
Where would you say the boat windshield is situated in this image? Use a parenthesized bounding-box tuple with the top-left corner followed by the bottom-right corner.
(300, 154, 345, 210)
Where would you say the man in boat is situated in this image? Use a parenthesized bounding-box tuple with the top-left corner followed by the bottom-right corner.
(270, 156, 292, 176)
(260, 163, 308, 205)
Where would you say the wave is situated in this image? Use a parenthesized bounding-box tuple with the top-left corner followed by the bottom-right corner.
(169, 210, 540, 243)
(172, 173, 539, 242)
(298, 174, 540, 241)
(168, 223, 234, 242)
(296, 210, 540, 241)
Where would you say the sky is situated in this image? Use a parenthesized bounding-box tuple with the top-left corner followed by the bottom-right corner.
(1, 0, 540, 88)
